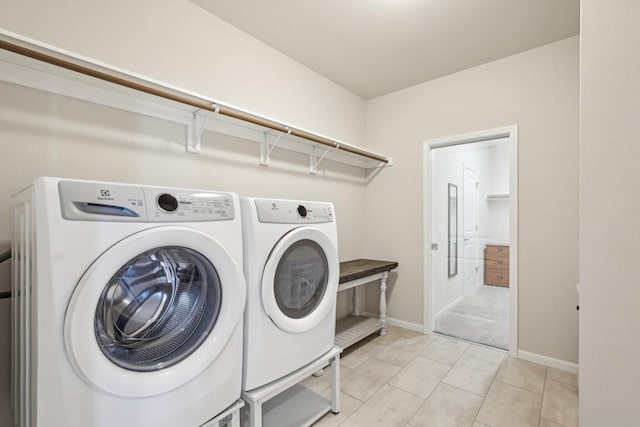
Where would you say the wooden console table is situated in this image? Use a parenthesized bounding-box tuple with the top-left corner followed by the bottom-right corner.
(335, 259, 398, 349)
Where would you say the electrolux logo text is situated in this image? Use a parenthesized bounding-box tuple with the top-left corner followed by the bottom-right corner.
(98, 189, 114, 201)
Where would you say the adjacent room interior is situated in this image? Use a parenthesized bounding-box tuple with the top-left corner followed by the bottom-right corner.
(430, 138, 511, 351)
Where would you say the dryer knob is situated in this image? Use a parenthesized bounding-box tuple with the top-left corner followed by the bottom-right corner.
(157, 193, 179, 213)
(297, 205, 307, 217)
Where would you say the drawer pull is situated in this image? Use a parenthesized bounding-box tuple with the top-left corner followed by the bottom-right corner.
(497, 260, 504, 265)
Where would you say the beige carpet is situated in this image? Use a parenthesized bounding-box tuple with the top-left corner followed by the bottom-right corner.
(433, 284, 509, 350)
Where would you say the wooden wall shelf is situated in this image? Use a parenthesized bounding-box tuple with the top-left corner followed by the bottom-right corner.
(0, 30, 392, 175)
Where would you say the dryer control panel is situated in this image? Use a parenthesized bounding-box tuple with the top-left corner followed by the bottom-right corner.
(255, 199, 334, 224)
(58, 180, 234, 222)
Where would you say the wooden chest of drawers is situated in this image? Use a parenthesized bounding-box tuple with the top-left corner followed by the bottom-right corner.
(485, 245, 509, 287)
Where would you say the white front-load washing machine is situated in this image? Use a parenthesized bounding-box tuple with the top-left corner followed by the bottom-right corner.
(240, 197, 339, 391)
(11, 177, 246, 427)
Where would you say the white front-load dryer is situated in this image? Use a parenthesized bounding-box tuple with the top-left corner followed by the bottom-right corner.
(240, 197, 339, 391)
(11, 177, 246, 427)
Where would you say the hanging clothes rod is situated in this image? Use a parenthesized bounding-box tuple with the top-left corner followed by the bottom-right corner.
(0, 38, 389, 164)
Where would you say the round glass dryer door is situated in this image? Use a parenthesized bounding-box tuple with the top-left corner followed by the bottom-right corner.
(95, 246, 221, 372)
(274, 240, 328, 319)
(261, 227, 339, 333)
(65, 226, 245, 398)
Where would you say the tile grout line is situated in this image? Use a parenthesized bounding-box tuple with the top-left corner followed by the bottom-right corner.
(320, 383, 365, 405)
(470, 351, 505, 425)
(538, 367, 548, 427)
(382, 337, 449, 402)
(492, 378, 545, 396)
(441, 380, 490, 400)
(386, 383, 427, 424)
(541, 372, 581, 426)
(544, 372, 579, 389)
(417, 338, 468, 366)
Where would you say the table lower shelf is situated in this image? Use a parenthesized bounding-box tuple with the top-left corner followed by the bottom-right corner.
(335, 315, 382, 349)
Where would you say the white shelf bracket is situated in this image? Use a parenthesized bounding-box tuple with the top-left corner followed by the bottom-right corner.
(260, 128, 290, 166)
(309, 145, 332, 175)
(186, 104, 218, 154)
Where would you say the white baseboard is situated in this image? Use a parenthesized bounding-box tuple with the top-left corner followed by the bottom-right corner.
(517, 350, 579, 374)
(358, 314, 579, 376)
(362, 312, 424, 332)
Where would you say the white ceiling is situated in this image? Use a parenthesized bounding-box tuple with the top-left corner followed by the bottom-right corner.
(190, 0, 579, 99)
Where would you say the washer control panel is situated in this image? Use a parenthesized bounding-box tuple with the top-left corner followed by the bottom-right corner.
(255, 199, 334, 224)
(59, 180, 234, 222)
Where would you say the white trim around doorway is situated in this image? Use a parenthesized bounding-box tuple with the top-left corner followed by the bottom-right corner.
(422, 125, 519, 358)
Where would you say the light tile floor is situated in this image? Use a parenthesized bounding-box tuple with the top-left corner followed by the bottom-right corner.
(304, 326, 578, 427)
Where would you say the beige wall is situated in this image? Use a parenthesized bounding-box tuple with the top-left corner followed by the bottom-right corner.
(580, 1, 640, 424)
(364, 36, 580, 363)
(0, 0, 365, 146)
(0, 1, 368, 424)
(0, 0, 368, 298)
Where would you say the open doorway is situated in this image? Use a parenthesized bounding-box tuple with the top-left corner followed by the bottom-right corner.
(423, 126, 518, 355)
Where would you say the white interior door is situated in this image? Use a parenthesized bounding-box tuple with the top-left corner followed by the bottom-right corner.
(463, 166, 479, 295)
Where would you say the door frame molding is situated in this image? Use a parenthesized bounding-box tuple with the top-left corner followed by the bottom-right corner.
(423, 125, 519, 358)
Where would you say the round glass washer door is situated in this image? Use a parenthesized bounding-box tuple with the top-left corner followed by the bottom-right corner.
(95, 246, 220, 372)
(261, 227, 338, 333)
(65, 226, 245, 398)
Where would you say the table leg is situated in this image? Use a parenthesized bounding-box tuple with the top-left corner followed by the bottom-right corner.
(352, 287, 360, 316)
(379, 271, 388, 336)
(330, 354, 341, 414)
(250, 401, 262, 427)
